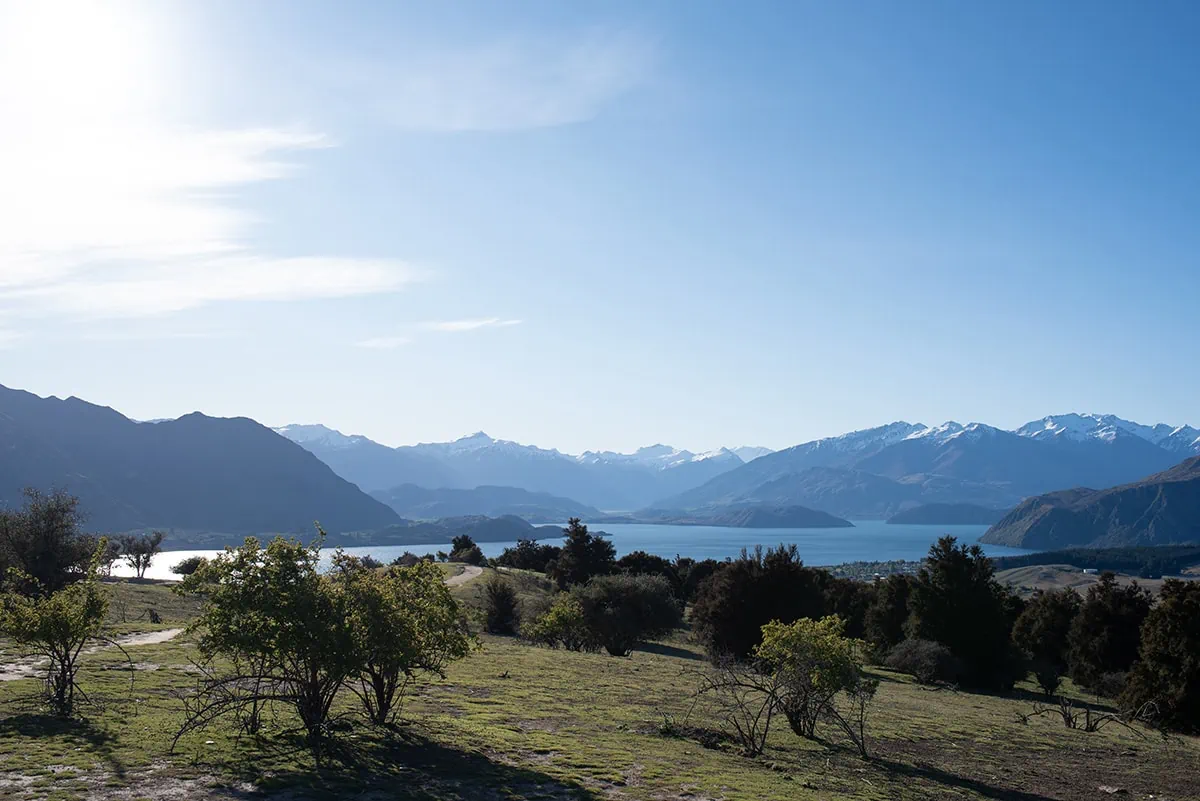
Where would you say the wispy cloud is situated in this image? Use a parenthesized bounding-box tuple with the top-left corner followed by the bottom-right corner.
(423, 318, 522, 332)
(0, 4, 417, 325)
(355, 336, 412, 350)
(361, 30, 654, 132)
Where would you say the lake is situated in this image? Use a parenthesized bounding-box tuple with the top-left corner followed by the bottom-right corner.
(115, 520, 1034, 581)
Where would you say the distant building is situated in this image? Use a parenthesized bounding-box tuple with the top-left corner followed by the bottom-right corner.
(1082, 568, 1099, 575)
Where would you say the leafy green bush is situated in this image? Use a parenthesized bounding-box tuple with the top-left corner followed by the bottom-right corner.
(171, 555, 208, 576)
(1012, 588, 1081, 695)
(571, 573, 682, 656)
(522, 595, 598, 652)
(1067, 572, 1153, 695)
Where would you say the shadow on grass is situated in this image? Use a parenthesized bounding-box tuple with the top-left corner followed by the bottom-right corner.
(876, 757, 1056, 801)
(216, 727, 602, 800)
(0, 713, 127, 778)
(636, 642, 706, 662)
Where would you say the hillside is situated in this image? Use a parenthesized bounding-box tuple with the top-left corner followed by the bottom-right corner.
(370, 484, 601, 522)
(0, 385, 399, 535)
(887, 503, 1007, 525)
(642, 504, 853, 529)
(981, 456, 1200, 549)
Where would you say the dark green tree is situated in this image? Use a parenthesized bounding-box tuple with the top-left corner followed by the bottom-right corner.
(1067, 572, 1153, 694)
(495, 538, 561, 572)
(1011, 588, 1081, 695)
(1121, 579, 1200, 732)
(449, 534, 485, 566)
(616, 550, 683, 598)
(571, 573, 682, 656)
(0, 489, 96, 596)
(864, 574, 913, 656)
(546, 518, 615, 590)
(906, 536, 1023, 690)
(483, 575, 520, 635)
(689, 544, 829, 660)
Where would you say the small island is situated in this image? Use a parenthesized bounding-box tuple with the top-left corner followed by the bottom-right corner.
(887, 503, 1007, 526)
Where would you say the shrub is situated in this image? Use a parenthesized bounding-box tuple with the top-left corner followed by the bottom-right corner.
(546, 518, 615, 590)
(1067, 573, 1153, 695)
(571, 573, 682, 656)
(495, 539, 562, 572)
(755, 616, 862, 739)
(523, 595, 598, 652)
(449, 535, 486, 566)
(391, 552, 420, 567)
(335, 556, 475, 725)
(617, 551, 682, 598)
(171, 556, 208, 576)
(1121, 579, 1200, 732)
(484, 576, 520, 636)
(884, 639, 962, 685)
(176, 536, 475, 753)
(358, 555, 383, 570)
(689, 544, 831, 660)
(906, 536, 1024, 690)
(1012, 588, 1081, 695)
(0, 541, 110, 716)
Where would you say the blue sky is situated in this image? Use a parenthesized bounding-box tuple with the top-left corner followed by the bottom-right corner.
(1, 0, 1197, 453)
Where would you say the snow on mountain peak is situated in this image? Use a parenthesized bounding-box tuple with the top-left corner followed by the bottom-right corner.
(274, 423, 364, 450)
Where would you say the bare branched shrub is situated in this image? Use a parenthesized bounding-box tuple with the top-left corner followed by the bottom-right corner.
(687, 659, 784, 756)
(1016, 695, 1160, 738)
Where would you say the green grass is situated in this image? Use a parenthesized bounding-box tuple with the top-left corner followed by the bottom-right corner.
(2, 579, 1197, 800)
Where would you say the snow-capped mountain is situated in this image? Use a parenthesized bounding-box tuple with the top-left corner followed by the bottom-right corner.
(578, 444, 742, 470)
(731, 446, 774, 463)
(1016, 414, 1200, 454)
(274, 423, 370, 450)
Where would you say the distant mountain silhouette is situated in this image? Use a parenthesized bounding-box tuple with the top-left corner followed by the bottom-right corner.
(980, 456, 1200, 549)
(370, 484, 601, 522)
(0, 385, 399, 535)
(276, 426, 745, 509)
(887, 503, 1008, 525)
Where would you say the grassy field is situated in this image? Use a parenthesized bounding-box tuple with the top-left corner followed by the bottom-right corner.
(995, 565, 1198, 597)
(1, 576, 1197, 800)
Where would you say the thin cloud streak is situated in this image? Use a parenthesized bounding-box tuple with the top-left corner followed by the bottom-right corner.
(423, 318, 522, 332)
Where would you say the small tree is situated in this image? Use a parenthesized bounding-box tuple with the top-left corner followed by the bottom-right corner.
(570, 573, 682, 656)
(117, 531, 165, 579)
(334, 556, 475, 726)
(754, 615, 878, 755)
(1121, 579, 1200, 732)
(1012, 588, 1081, 695)
(547, 518, 615, 590)
(1067, 573, 1153, 694)
(483, 576, 520, 635)
(617, 551, 682, 598)
(496, 539, 562, 572)
(0, 541, 110, 716)
(171, 556, 208, 577)
(0, 489, 97, 596)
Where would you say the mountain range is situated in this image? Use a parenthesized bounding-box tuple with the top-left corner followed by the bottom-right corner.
(0, 384, 398, 534)
(369, 484, 601, 522)
(981, 456, 1200, 549)
(275, 424, 761, 510)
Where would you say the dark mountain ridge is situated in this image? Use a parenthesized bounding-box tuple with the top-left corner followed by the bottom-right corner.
(0, 384, 398, 535)
(981, 457, 1200, 549)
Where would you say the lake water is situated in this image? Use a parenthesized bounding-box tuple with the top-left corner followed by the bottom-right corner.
(115, 520, 1034, 581)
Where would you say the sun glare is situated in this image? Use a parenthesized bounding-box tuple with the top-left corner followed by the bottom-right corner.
(0, 0, 162, 122)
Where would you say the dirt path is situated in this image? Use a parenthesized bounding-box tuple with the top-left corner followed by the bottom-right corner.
(0, 628, 184, 682)
(445, 564, 483, 587)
